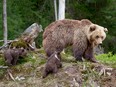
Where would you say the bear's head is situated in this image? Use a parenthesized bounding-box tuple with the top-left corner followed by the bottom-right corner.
(87, 24, 108, 46)
(18, 47, 27, 57)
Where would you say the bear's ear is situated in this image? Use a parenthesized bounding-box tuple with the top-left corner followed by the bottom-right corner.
(104, 28, 108, 32)
(90, 25, 96, 32)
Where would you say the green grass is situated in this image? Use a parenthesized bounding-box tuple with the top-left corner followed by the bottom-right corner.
(96, 52, 116, 68)
(0, 42, 4, 46)
(0, 55, 5, 65)
(0, 51, 116, 68)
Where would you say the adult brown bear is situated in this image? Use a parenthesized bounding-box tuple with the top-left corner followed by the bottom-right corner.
(43, 19, 108, 63)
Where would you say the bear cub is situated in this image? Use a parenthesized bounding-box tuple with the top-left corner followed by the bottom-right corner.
(4, 47, 27, 66)
(43, 51, 62, 78)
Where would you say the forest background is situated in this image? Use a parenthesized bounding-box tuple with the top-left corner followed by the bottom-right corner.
(0, 0, 116, 53)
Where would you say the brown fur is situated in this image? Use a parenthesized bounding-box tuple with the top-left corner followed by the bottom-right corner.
(43, 19, 91, 39)
(43, 19, 107, 62)
(43, 51, 62, 78)
(4, 48, 27, 66)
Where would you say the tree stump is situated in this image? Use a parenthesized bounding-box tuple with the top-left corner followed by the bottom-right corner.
(0, 23, 43, 50)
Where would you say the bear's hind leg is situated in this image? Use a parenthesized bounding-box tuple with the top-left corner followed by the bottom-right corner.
(43, 38, 63, 57)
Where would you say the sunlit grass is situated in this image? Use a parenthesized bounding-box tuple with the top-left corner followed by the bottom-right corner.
(96, 52, 116, 68)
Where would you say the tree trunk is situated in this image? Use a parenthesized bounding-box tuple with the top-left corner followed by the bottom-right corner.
(3, 0, 7, 45)
(22, 23, 43, 45)
(58, 0, 65, 20)
(54, 0, 58, 20)
(58, 0, 65, 54)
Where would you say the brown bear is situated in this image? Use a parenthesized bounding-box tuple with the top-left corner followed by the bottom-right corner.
(42, 19, 108, 63)
(4, 47, 27, 66)
(43, 51, 62, 78)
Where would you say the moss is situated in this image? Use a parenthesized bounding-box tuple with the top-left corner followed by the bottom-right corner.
(10, 39, 28, 48)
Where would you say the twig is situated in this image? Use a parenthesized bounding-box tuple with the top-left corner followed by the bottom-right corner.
(0, 39, 18, 50)
(0, 40, 13, 42)
(0, 66, 8, 69)
(7, 69, 15, 81)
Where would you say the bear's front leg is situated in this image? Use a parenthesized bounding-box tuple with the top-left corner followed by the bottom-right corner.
(53, 65, 58, 73)
(84, 45, 98, 63)
(73, 48, 85, 61)
(42, 69, 48, 78)
(6, 59, 12, 66)
(73, 41, 87, 61)
(12, 55, 19, 65)
(57, 62, 62, 68)
(73, 30, 88, 62)
(5, 56, 13, 66)
(59, 62, 62, 68)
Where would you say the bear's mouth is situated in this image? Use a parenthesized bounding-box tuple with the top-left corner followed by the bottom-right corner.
(94, 42, 103, 47)
(93, 42, 99, 46)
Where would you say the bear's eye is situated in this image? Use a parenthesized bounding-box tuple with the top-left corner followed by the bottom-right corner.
(101, 36, 104, 39)
(96, 35, 99, 39)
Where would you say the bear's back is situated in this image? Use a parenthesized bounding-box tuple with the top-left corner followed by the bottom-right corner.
(43, 19, 92, 39)
(43, 19, 79, 39)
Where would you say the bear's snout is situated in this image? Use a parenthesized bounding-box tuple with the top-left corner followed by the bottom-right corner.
(98, 43, 102, 46)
